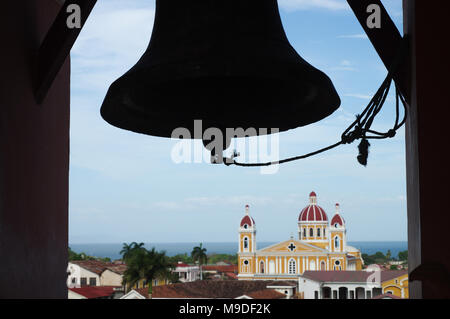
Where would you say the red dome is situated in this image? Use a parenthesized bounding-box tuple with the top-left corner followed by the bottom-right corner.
(331, 203, 344, 226)
(240, 215, 255, 227)
(331, 214, 344, 226)
(299, 205, 328, 222)
(298, 192, 328, 222)
(240, 205, 255, 227)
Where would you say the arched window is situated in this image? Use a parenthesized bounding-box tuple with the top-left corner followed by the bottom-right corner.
(260, 261, 265, 274)
(303, 228, 306, 238)
(321, 261, 326, 271)
(334, 260, 341, 270)
(243, 259, 249, 273)
(288, 259, 296, 274)
(334, 236, 340, 250)
(317, 228, 321, 237)
(309, 228, 314, 237)
(323, 228, 326, 237)
(243, 237, 249, 250)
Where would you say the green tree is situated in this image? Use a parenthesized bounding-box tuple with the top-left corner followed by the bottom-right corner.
(398, 250, 408, 261)
(208, 254, 238, 265)
(120, 242, 145, 262)
(362, 253, 375, 265)
(191, 243, 208, 280)
(122, 246, 172, 294)
(386, 250, 392, 261)
(68, 247, 82, 261)
(168, 253, 193, 264)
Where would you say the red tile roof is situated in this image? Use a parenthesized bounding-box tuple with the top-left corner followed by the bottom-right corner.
(224, 272, 238, 279)
(246, 289, 286, 299)
(106, 264, 127, 275)
(174, 262, 191, 268)
(70, 260, 128, 276)
(69, 286, 119, 299)
(134, 288, 150, 299)
(301, 271, 407, 283)
(202, 265, 238, 273)
(70, 260, 111, 275)
(152, 280, 286, 299)
(266, 281, 297, 287)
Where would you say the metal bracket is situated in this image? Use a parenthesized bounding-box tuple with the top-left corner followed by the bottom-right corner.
(35, 0, 97, 104)
(347, 0, 410, 104)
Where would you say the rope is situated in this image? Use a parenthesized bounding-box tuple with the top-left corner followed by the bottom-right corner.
(225, 37, 409, 168)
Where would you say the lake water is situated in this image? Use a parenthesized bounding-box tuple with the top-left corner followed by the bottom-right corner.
(70, 241, 407, 261)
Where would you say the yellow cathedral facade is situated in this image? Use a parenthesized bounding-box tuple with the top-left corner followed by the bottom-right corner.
(238, 192, 363, 280)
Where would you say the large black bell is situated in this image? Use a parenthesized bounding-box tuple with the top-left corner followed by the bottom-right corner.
(101, 0, 340, 142)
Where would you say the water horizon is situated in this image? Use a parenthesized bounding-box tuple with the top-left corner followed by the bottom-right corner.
(69, 241, 408, 261)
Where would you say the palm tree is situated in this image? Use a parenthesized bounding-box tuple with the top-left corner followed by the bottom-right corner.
(144, 248, 173, 293)
(120, 243, 133, 261)
(122, 246, 172, 294)
(386, 250, 392, 261)
(191, 243, 208, 280)
(122, 246, 148, 291)
(120, 242, 145, 262)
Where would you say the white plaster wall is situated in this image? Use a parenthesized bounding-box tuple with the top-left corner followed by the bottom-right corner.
(100, 269, 123, 286)
(67, 263, 100, 287)
(298, 277, 321, 299)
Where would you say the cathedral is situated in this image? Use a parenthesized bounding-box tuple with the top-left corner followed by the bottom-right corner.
(238, 192, 363, 280)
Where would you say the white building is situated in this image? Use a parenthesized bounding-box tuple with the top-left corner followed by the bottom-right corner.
(172, 262, 200, 282)
(298, 270, 408, 299)
(67, 260, 126, 288)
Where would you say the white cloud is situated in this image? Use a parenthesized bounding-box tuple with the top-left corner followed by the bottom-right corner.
(153, 196, 274, 212)
(72, 6, 155, 93)
(344, 93, 373, 100)
(186, 195, 273, 206)
(338, 34, 368, 39)
(329, 60, 357, 72)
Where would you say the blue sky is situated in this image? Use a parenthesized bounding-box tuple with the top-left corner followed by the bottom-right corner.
(69, 0, 407, 244)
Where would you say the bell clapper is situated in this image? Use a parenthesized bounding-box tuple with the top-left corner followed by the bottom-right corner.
(202, 134, 233, 165)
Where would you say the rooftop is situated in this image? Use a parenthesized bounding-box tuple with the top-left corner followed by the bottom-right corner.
(301, 270, 407, 283)
(152, 280, 294, 299)
(69, 286, 120, 299)
(70, 260, 127, 275)
(202, 265, 238, 273)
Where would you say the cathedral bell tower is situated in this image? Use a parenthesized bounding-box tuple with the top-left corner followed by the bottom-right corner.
(238, 205, 256, 277)
(239, 205, 256, 253)
(330, 203, 347, 254)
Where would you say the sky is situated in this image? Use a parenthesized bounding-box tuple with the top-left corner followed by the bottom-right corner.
(69, 0, 407, 244)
